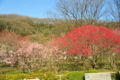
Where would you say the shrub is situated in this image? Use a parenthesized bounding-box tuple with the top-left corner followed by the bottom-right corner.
(0, 74, 27, 80)
(111, 73, 117, 80)
(0, 72, 58, 80)
(62, 70, 98, 80)
(111, 71, 120, 80)
(45, 72, 59, 80)
(63, 71, 84, 80)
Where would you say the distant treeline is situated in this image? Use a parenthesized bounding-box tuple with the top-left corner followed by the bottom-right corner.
(0, 14, 119, 43)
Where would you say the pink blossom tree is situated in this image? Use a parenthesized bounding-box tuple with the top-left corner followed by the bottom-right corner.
(0, 30, 66, 72)
(42, 41, 66, 73)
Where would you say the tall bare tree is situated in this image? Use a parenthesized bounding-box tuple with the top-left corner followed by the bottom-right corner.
(55, 0, 106, 26)
(106, 0, 120, 28)
(107, 0, 120, 22)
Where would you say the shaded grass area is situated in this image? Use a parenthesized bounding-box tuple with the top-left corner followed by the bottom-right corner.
(1, 61, 120, 74)
(0, 62, 120, 80)
(0, 67, 20, 74)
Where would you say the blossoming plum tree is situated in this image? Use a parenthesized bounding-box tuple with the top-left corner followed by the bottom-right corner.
(0, 30, 26, 64)
(0, 30, 66, 72)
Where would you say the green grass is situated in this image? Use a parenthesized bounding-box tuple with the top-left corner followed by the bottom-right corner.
(0, 67, 21, 74)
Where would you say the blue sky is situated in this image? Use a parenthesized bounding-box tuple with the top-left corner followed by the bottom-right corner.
(0, 0, 56, 18)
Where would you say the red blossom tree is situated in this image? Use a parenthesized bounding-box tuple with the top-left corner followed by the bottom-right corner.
(54, 25, 120, 69)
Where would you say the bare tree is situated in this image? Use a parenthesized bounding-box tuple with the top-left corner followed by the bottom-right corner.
(55, 0, 106, 26)
(107, 0, 120, 22)
(84, 0, 106, 24)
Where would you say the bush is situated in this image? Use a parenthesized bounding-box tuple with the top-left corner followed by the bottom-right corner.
(0, 74, 27, 80)
(111, 72, 120, 80)
(62, 69, 98, 80)
(44, 72, 59, 80)
(0, 72, 58, 80)
(62, 71, 84, 80)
